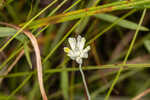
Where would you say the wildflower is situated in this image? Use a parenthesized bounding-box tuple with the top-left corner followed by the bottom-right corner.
(64, 35, 90, 64)
(64, 35, 91, 100)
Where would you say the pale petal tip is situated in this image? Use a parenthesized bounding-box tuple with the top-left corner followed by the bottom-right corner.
(77, 35, 82, 41)
(77, 35, 85, 40)
(87, 46, 91, 50)
(68, 37, 76, 50)
(84, 46, 91, 52)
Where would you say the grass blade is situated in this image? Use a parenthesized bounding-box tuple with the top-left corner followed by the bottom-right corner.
(24, 42, 32, 69)
(94, 13, 149, 31)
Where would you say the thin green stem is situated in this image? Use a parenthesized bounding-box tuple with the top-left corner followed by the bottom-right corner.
(87, 9, 136, 45)
(0, 46, 23, 70)
(91, 69, 142, 99)
(0, 0, 57, 52)
(7, 73, 33, 100)
(29, 0, 150, 28)
(49, 0, 68, 16)
(104, 8, 147, 100)
(1, 63, 150, 78)
(63, 0, 81, 13)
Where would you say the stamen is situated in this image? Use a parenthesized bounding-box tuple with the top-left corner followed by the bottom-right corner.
(64, 47, 70, 53)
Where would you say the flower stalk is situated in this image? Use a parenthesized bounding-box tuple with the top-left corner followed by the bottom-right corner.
(79, 63, 91, 100)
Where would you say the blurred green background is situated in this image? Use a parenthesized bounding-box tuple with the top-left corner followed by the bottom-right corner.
(0, 0, 150, 100)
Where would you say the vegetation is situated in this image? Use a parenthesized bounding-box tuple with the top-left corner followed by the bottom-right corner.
(0, 0, 150, 100)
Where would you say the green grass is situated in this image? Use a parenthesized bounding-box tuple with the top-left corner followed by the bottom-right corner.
(0, 0, 150, 100)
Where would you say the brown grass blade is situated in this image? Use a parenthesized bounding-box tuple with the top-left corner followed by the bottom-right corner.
(0, 22, 48, 100)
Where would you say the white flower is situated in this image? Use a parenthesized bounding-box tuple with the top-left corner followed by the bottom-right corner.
(64, 35, 90, 64)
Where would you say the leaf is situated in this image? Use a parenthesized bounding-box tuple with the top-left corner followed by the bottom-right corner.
(16, 34, 28, 43)
(94, 13, 149, 31)
(144, 40, 150, 53)
(61, 65, 69, 100)
(24, 42, 32, 69)
(0, 27, 28, 42)
(132, 0, 150, 9)
(107, 0, 150, 9)
(0, 27, 17, 37)
(22, 0, 150, 29)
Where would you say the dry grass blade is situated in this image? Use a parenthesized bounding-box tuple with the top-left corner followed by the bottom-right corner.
(132, 88, 150, 100)
(0, 22, 48, 100)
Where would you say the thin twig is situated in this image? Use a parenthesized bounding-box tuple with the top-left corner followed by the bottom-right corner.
(0, 22, 48, 100)
(132, 88, 150, 100)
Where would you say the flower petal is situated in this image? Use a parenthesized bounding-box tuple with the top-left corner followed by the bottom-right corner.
(83, 46, 90, 53)
(76, 57, 82, 64)
(82, 52, 88, 58)
(68, 50, 76, 60)
(68, 37, 76, 50)
(77, 35, 86, 50)
(65, 35, 90, 64)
